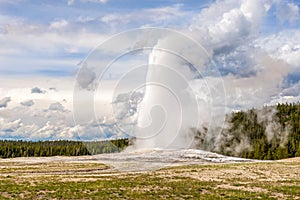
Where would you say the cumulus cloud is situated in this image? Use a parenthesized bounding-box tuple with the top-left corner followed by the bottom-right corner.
(31, 87, 46, 94)
(186, 0, 299, 109)
(76, 65, 97, 90)
(20, 100, 34, 107)
(191, 0, 266, 53)
(0, 118, 22, 134)
(0, 115, 125, 141)
(112, 91, 144, 131)
(0, 103, 75, 140)
(49, 19, 69, 29)
(254, 30, 300, 66)
(0, 97, 11, 108)
(48, 102, 65, 112)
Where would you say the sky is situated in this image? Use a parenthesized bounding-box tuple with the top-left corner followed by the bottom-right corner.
(0, 0, 300, 141)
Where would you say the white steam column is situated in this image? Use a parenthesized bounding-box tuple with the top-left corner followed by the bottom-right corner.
(134, 40, 199, 150)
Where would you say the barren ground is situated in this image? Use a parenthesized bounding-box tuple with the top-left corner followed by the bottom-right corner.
(0, 153, 299, 199)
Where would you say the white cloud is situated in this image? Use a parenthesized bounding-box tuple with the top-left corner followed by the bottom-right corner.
(0, 14, 22, 26)
(207, 8, 251, 46)
(101, 14, 119, 24)
(49, 19, 69, 29)
(100, 4, 187, 27)
(254, 30, 300, 66)
(112, 90, 144, 128)
(190, 0, 266, 51)
(20, 100, 34, 107)
(0, 76, 129, 140)
(76, 16, 95, 23)
(31, 87, 46, 94)
(0, 19, 109, 74)
(0, 118, 22, 133)
(0, 21, 108, 57)
(76, 65, 97, 90)
(0, 97, 11, 108)
(48, 102, 65, 112)
(67, 0, 74, 6)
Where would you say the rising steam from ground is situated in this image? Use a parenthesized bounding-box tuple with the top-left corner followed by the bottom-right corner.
(193, 104, 293, 157)
(127, 35, 293, 152)
(120, 26, 229, 151)
(127, 51, 295, 154)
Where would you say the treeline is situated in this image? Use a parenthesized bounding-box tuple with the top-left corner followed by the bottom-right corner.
(194, 102, 300, 160)
(0, 139, 130, 158)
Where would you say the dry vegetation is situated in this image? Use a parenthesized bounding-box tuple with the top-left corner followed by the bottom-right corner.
(0, 157, 299, 199)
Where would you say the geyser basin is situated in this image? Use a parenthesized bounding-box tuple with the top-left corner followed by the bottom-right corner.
(1, 149, 255, 172)
(92, 148, 255, 171)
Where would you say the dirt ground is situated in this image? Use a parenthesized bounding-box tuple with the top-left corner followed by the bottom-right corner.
(0, 156, 299, 199)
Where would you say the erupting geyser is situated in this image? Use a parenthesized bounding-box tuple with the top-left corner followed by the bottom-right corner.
(74, 28, 225, 153)
(132, 38, 200, 150)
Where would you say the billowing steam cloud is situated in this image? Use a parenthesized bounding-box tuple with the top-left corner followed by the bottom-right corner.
(127, 0, 299, 151)
(194, 105, 293, 157)
(133, 50, 196, 149)
(128, 31, 224, 150)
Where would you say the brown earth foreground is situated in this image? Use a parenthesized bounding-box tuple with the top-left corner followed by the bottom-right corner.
(0, 156, 299, 199)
